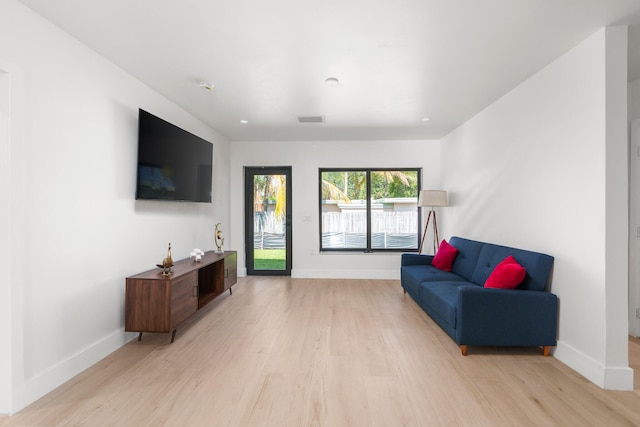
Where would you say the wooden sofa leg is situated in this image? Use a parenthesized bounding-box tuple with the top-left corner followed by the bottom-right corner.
(460, 345, 467, 356)
(542, 346, 550, 357)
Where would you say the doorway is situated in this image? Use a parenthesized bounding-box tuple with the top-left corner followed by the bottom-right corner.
(244, 167, 292, 275)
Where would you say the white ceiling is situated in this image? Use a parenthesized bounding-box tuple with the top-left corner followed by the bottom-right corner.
(18, 0, 640, 141)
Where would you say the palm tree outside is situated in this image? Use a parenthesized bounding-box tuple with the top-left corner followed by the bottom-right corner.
(253, 174, 287, 270)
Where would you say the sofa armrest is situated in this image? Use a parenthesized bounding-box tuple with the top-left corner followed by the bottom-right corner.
(456, 287, 558, 347)
(401, 253, 434, 267)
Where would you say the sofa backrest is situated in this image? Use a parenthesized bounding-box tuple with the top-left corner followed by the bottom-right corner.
(449, 236, 484, 281)
(449, 236, 554, 291)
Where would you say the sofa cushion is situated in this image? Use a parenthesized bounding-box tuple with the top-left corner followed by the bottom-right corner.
(484, 255, 526, 289)
(401, 265, 466, 296)
(418, 281, 478, 329)
(432, 239, 459, 271)
(449, 237, 485, 281)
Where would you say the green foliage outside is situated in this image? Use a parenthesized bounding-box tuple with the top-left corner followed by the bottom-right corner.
(321, 170, 418, 201)
(254, 174, 287, 220)
(254, 249, 286, 270)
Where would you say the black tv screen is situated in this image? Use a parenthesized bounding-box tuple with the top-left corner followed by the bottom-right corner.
(135, 109, 213, 202)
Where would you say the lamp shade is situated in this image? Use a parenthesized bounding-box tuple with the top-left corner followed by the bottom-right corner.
(418, 190, 448, 207)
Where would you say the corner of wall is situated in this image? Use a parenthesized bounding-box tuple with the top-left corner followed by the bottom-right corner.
(554, 339, 634, 390)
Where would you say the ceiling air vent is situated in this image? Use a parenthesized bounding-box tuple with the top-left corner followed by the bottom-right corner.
(297, 115, 325, 123)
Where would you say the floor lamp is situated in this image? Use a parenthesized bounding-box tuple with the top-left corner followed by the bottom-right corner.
(418, 190, 448, 254)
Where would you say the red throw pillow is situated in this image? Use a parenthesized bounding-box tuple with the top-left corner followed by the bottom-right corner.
(484, 255, 526, 289)
(431, 240, 459, 272)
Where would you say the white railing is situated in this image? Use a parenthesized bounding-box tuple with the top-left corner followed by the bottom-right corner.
(322, 211, 417, 233)
(254, 211, 418, 249)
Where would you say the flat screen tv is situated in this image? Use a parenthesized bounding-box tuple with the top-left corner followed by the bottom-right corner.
(135, 109, 213, 202)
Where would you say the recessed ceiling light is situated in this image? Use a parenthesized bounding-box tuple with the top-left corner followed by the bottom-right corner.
(325, 77, 340, 86)
(199, 81, 214, 91)
(421, 117, 431, 122)
(240, 120, 248, 124)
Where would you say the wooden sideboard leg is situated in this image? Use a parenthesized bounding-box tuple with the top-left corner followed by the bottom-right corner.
(543, 346, 550, 357)
(137, 332, 143, 342)
(460, 345, 468, 356)
(403, 288, 406, 294)
(229, 287, 233, 295)
(171, 329, 177, 343)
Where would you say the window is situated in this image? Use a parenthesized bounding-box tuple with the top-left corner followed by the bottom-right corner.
(319, 168, 421, 252)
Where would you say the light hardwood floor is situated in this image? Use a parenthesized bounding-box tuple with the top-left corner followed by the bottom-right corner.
(3, 276, 640, 426)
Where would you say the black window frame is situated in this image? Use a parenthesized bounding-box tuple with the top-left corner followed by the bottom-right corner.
(318, 167, 422, 253)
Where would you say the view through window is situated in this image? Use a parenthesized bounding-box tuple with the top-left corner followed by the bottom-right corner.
(319, 168, 421, 252)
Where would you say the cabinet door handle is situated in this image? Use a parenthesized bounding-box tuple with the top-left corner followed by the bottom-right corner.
(224, 268, 228, 278)
(193, 284, 198, 297)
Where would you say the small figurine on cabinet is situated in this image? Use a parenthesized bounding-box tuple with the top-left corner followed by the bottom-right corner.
(215, 223, 224, 253)
(190, 248, 205, 262)
(156, 242, 174, 276)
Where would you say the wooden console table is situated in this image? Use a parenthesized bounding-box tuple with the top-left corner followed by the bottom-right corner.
(125, 250, 237, 342)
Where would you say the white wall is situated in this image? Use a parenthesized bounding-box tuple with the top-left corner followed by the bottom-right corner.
(440, 27, 632, 390)
(630, 78, 640, 337)
(0, 69, 13, 414)
(230, 140, 440, 279)
(0, 0, 231, 414)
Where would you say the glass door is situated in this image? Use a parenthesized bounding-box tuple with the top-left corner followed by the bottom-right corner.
(244, 167, 292, 275)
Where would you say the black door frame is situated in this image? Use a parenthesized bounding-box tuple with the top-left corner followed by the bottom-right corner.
(244, 166, 292, 275)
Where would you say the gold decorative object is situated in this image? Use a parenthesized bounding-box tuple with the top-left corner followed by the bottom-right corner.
(156, 242, 174, 276)
(214, 223, 225, 253)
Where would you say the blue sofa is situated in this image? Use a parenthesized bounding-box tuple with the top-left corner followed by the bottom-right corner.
(401, 236, 557, 356)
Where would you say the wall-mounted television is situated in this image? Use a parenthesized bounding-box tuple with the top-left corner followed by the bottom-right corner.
(135, 109, 213, 203)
